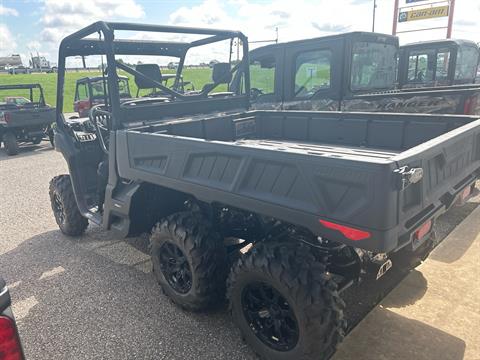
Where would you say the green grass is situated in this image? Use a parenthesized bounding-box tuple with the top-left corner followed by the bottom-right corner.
(0, 68, 215, 113)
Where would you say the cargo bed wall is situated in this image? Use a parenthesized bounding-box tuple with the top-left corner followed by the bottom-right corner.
(1, 107, 55, 129)
(133, 111, 473, 152)
(117, 111, 479, 252)
(393, 118, 480, 241)
(118, 127, 399, 252)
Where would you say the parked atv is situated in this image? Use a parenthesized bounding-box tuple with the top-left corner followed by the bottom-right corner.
(0, 84, 55, 155)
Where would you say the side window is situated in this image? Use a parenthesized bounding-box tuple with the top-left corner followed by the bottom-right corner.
(406, 51, 435, 84)
(294, 50, 331, 98)
(250, 55, 276, 98)
(455, 46, 479, 81)
(76, 83, 89, 101)
(435, 49, 451, 83)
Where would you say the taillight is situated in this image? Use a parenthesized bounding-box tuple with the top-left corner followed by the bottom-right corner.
(414, 219, 432, 241)
(0, 316, 23, 360)
(319, 219, 371, 241)
(1, 113, 11, 123)
(463, 96, 478, 115)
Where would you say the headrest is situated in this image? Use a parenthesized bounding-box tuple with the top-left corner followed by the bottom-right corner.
(212, 63, 232, 84)
(135, 64, 163, 89)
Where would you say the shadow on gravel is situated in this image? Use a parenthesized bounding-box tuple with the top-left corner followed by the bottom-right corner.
(0, 229, 255, 360)
(0, 143, 54, 161)
(430, 202, 480, 264)
(380, 270, 428, 308)
(334, 307, 466, 360)
(343, 197, 479, 331)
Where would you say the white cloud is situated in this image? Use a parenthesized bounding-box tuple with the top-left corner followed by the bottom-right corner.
(0, 5, 19, 17)
(0, 24, 17, 54)
(39, 0, 145, 45)
(32, 0, 145, 64)
(169, 0, 479, 47)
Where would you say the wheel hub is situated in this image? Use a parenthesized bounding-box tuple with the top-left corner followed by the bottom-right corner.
(241, 282, 299, 351)
(158, 242, 192, 294)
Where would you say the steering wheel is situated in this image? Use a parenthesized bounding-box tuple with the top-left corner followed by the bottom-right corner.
(250, 87, 264, 100)
(89, 105, 111, 153)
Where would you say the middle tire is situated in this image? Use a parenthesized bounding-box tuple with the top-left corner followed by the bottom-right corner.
(150, 211, 227, 311)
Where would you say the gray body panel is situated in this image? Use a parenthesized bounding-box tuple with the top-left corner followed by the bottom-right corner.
(112, 110, 480, 253)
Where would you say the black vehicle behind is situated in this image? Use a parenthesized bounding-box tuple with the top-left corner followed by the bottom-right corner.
(238, 32, 480, 115)
(398, 39, 479, 88)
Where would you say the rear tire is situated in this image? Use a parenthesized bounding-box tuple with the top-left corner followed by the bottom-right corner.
(228, 241, 346, 360)
(3, 132, 19, 156)
(150, 211, 227, 311)
(32, 137, 42, 145)
(49, 175, 88, 236)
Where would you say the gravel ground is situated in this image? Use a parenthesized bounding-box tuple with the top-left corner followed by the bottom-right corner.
(0, 142, 478, 360)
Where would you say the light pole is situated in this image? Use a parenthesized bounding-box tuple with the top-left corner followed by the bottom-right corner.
(372, 0, 377, 32)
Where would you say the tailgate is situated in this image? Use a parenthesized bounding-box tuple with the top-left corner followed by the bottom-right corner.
(392, 118, 480, 242)
(3, 107, 55, 128)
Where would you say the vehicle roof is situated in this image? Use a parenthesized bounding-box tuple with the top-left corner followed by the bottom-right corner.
(400, 39, 479, 50)
(250, 31, 398, 54)
(61, 21, 246, 57)
(0, 84, 43, 90)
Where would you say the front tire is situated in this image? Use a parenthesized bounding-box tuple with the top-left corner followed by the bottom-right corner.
(150, 212, 227, 311)
(3, 132, 19, 156)
(228, 241, 346, 360)
(49, 175, 88, 236)
(32, 137, 42, 145)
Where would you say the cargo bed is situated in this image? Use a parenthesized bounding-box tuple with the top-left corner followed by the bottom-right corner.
(115, 110, 480, 253)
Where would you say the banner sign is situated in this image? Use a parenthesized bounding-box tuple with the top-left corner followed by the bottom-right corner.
(398, 5, 449, 22)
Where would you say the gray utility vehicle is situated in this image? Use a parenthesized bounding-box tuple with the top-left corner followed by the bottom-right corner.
(236, 32, 480, 115)
(49, 22, 480, 360)
(398, 39, 479, 88)
(0, 84, 55, 155)
(0, 278, 25, 359)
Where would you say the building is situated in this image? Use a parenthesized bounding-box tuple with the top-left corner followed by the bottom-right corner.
(0, 54, 22, 70)
(30, 55, 50, 69)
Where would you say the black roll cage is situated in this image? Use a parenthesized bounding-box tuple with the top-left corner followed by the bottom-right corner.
(0, 84, 46, 105)
(56, 21, 250, 130)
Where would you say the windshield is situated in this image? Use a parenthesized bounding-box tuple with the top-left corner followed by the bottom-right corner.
(0, 87, 44, 107)
(455, 45, 479, 81)
(6, 97, 31, 105)
(91, 79, 130, 98)
(351, 42, 397, 91)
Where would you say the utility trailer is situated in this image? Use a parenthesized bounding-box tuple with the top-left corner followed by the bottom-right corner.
(0, 84, 55, 155)
(50, 22, 480, 360)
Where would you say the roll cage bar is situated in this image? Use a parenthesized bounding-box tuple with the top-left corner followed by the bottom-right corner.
(0, 84, 46, 105)
(56, 21, 250, 130)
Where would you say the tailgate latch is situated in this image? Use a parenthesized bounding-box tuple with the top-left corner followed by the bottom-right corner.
(394, 166, 423, 190)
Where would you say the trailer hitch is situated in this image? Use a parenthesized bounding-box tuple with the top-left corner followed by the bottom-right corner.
(394, 166, 423, 190)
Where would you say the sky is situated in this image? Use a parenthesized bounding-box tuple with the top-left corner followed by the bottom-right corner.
(0, 0, 479, 66)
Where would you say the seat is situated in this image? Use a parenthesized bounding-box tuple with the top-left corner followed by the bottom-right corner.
(202, 63, 232, 93)
(134, 64, 163, 97)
